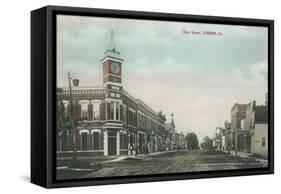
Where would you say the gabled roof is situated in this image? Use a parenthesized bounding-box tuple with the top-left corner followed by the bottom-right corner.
(231, 103, 248, 112)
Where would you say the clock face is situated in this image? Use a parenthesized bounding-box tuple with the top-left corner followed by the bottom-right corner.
(111, 62, 120, 74)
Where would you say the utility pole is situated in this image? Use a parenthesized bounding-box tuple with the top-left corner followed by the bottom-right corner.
(68, 72, 76, 161)
(235, 127, 238, 157)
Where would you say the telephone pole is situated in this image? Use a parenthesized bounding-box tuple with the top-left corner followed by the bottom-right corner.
(68, 72, 77, 161)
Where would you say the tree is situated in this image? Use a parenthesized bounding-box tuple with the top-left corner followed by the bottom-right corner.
(201, 136, 213, 150)
(185, 132, 199, 150)
(56, 101, 71, 133)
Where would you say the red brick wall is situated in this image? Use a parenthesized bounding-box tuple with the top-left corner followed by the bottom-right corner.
(103, 75, 122, 83)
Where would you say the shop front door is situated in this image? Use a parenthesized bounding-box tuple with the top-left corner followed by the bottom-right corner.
(108, 131, 117, 156)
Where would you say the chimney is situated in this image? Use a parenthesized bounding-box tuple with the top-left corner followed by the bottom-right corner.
(72, 79, 79, 87)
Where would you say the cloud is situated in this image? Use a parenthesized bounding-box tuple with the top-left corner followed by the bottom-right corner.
(57, 15, 268, 142)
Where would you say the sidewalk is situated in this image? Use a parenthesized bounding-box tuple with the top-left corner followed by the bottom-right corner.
(223, 150, 268, 164)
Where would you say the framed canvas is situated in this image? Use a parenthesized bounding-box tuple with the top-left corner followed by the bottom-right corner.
(31, 5, 274, 188)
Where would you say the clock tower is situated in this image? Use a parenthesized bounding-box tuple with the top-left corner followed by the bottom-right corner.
(101, 30, 123, 91)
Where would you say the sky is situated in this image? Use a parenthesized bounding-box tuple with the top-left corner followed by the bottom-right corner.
(57, 15, 268, 142)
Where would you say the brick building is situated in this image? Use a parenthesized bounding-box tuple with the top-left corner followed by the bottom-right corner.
(224, 96, 268, 158)
(230, 103, 248, 150)
(56, 30, 181, 157)
(244, 100, 268, 158)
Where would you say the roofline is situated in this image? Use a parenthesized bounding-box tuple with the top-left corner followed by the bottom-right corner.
(136, 98, 158, 116)
(58, 86, 105, 90)
(122, 89, 137, 103)
(231, 103, 248, 111)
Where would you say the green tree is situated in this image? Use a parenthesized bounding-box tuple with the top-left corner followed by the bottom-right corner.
(56, 101, 71, 133)
(201, 136, 213, 150)
(185, 132, 199, 150)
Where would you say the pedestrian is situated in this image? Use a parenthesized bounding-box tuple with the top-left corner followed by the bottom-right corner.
(130, 145, 133, 155)
(135, 145, 138, 156)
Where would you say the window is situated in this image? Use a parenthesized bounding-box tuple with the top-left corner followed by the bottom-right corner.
(81, 132, 88, 150)
(137, 112, 140, 127)
(93, 132, 100, 150)
(110, 101, 114, 120)
(116, 102, 120, 120)
(129, 109, 134, 125)
(111, 86, 120, 90)
(116, 93, 120, 98)
(110, 92, 115, 98)
(141, 114, 145, 128)
(262, 137, 266, 147)
(133, 111, 136, 125)
(147, 116, 150, 129)
(93, 102, 100, 120)
(123, 105, 127, 123)
(109, 101, 121, 120)
(81, 102, 88, 120)
(120, 133, 123, 149)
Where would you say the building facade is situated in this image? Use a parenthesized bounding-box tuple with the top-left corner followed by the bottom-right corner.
(244, 101, 268, 158)
(222, 97, 268, 158)
(224, 121, 231, 151)
(230, 103, 248, 151)
(214, 127, 226, 150)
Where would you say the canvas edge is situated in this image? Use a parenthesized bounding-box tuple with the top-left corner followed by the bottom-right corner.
(30, 5, 274, 188)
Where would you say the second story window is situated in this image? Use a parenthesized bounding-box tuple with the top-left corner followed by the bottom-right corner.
(110, 101, 114, 120)
(108, 101, 122, 121)
(93, 101, 100, 120)
(116, 102, 120, 120)
(128, 108, 136, 126)
(123, 105, 127, 123)
(81, 101, 89, 120)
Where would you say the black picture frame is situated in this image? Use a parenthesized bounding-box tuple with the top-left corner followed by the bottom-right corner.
(31, 5, 274, 188)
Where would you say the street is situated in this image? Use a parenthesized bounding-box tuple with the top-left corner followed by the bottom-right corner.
(57, 150, 267, 179)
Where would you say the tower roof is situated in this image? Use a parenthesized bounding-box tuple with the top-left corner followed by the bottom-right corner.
(108, 30, 118, 52)
(102, 30, 123, 61)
